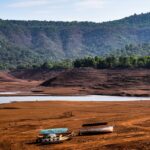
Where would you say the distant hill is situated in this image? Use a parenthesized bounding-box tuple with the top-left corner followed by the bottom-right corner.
(0, 12, 150, 68)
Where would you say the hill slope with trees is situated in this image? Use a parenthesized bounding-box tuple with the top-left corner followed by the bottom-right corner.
(0, 13, 150, 69)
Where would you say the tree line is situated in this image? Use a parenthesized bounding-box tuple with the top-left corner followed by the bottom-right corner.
(73, 56, 150, 69)
(1, 56, 150, 70)
(16, 56, 150, 70)
(15, 60, 73, 70)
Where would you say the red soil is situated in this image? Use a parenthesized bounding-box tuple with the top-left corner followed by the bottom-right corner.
(41, 68, 150, 96)
(0, 101, 149, 150)
(0, 68, 150, 96)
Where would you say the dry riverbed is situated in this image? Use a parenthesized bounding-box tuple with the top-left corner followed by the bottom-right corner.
(0, 101, 150, 150)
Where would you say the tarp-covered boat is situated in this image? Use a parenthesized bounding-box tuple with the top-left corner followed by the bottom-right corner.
(40, 128, 68, 135)
(79, 126, 114, 135)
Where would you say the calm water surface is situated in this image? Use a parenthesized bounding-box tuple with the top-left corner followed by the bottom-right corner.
(0, 92, 150, 104)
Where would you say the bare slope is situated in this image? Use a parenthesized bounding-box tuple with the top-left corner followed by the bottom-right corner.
(41, 68, 150, 96)
(0, 71, 20, 82)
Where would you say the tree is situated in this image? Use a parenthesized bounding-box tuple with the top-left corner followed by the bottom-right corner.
(129, 56, 138, 68)
(137, 57, 146, 68)
(118, 57, 131, 68)
(73, 59, 82, 68)
(105, 56, 117, 68)
(145, 56, 150, 68)
(41, 61, 53, 69)
(97, 58, 107, 69)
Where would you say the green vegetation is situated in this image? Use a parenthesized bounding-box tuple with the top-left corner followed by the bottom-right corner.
(1, 43, 150, 70)
(40, 60, 73, 70)
(15, 60, 73, 70)
(18, 55, 150, 70)
(73, 56, 150, 69)
(0, 13, 150, 69)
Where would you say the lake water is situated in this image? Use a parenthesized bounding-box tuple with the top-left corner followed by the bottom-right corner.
(0, 92, 21, 95)
(0, 93, 150, 104)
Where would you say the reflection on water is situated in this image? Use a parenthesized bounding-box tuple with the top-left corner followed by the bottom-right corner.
(0, 94, 150, 104)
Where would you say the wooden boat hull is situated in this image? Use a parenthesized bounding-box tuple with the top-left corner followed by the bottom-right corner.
(82, 122, 108, 127)
(79, 126, 114, 135)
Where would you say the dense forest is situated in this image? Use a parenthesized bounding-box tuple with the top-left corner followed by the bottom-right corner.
(38, 55, 150, 70)
(0, 13, 150, 69)
(2, 55, 149, 70)
(73, 56, 150, 69)
(1, 44, 150, 70)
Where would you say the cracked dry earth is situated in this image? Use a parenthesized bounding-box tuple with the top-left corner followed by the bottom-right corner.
(0, 101, 150, 150)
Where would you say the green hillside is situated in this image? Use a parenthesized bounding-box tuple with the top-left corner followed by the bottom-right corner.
(0, 13, 150, 69)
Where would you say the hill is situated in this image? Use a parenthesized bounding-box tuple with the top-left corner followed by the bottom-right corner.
(1, 13, 150, 68)
(0, 71, 19, 82)
(41, 68, 150, 96)
(0, 68, 150, 96)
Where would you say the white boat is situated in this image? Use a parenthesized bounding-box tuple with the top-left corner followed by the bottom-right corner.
(79, 126, 114, 135)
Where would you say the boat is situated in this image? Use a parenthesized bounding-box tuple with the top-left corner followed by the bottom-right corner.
(40, 128, 68, 135)
(59, 135, 70, 142)
(37, 134, 71, 144)
(79, 126, 114, 135)
(36, 134, 56, 143)
(82, 122, 108, 127)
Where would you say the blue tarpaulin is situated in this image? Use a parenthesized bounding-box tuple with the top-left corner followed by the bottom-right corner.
(40, 128, 68, 135)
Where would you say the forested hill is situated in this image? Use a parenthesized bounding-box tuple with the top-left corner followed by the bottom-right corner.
(0, 12, 150, 69)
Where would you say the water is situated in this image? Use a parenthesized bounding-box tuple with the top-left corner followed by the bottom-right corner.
(0, 92, 21, 95)
(0, 94, 150, 104)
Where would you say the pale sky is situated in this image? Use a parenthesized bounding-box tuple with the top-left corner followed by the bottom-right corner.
(0, 0, 150, 22)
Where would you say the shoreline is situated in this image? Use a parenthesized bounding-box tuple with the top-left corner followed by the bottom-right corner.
(1, 87, 150, 97)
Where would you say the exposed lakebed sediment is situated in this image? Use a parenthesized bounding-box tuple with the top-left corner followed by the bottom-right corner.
(0, 68, 150, 97)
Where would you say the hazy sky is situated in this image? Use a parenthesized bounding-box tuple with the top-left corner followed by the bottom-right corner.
(0, 0, 150, 22)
